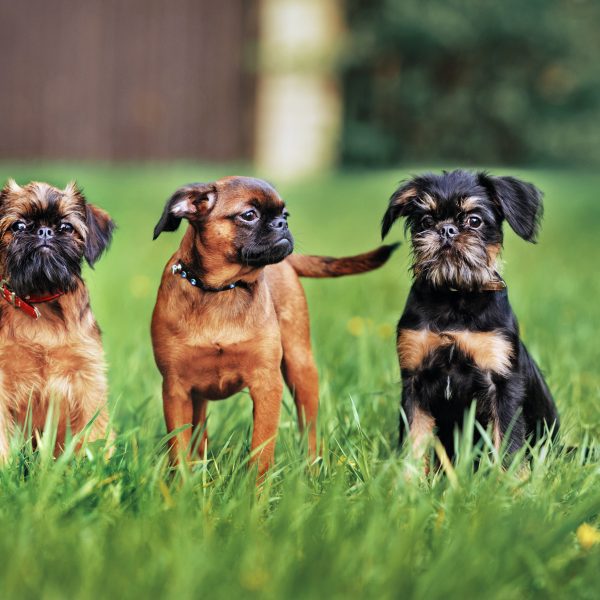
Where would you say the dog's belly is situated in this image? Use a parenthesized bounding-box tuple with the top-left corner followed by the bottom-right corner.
(193, 374, 245, 401)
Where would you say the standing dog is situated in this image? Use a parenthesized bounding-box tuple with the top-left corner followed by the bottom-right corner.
(381, 170, 559, 462)
(0, 180, 114, 459)
(152, 176, 397, 475)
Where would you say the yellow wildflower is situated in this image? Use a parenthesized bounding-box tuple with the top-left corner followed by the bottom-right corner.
(577, 523, 600, 550)
(347, 316, 365, 336)
(377, 323, 394, 339)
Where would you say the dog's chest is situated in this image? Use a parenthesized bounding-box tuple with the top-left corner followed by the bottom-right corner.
(398, 328, 514, 378)
(174, 325, 282, 400)
(0, 327, 104, 410)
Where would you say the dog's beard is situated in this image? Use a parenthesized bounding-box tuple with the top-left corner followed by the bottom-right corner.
(4, 238, 83, 296)
(239, 236, 294, 267)
(411, 231, 498, 290)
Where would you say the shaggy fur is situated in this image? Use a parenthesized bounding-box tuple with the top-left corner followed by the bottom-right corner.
(0, 180, 114, 458)
(382, 170, 559, 462)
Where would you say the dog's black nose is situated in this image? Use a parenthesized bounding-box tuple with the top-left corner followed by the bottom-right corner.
(439, 224, 459, 239)
(37, 226, 54, 239)
(269, 217, 288, 230)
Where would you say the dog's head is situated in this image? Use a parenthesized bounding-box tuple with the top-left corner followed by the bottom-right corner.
(381, 170, 543, 290)
(0, 180, 115, 296)
(153, 176, 294, 268)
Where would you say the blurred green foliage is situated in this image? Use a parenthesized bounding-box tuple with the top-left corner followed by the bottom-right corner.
(340, 0, 600, 166)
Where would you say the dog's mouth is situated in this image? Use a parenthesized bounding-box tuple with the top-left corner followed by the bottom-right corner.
(412, 235, 497, 290)
(240, 238, 294, 267)
(5, 243, 83, 296)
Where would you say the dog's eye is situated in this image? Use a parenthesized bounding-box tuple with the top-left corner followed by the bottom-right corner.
(239, 210, 259, 222)
(467, 215, 483, 229)
(420, 215, 434, 229)
(59, 222, 74, 233)
(11, 221, 27, 232)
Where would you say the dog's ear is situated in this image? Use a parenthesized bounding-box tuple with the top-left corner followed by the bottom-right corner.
(0, 179, 22, 209)
(153, 183, 217, 240)
(63, 181, 115, 266)
(478, 173, 543, 242)
(85, 203, 116, 266)
(381, 181, 418, 239)
(2, 179, 22, 196)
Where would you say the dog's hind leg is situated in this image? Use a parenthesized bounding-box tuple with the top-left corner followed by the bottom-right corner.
(519, 342, 559, 442)
(281, 340, 319, 460)
(266, 262, 319, 459)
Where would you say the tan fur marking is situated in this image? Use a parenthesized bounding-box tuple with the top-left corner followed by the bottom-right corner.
(398, 328, 513, 376)
(460, 196, 482, 212)
(415, 192, 437, 212)
(391, 186, 418, 209)
(451, 331, 514, 377)
(410, 406, 435, 457)
(398, 328, 448, 370)
(487, 243, 502, 268)
(492, 420, 502, 451)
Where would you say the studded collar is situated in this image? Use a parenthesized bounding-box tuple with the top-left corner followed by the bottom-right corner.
(0, 275, 64, 319)
(171, 261, 250, 293)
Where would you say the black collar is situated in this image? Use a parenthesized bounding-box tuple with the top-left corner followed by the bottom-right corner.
(171, 261, 250, 293)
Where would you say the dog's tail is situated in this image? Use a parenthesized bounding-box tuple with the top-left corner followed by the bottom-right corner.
(286, 243, 400, 278)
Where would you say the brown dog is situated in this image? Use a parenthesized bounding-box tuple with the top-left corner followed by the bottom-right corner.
(0, 180, 114, 459)
(151, 176, 397, 475)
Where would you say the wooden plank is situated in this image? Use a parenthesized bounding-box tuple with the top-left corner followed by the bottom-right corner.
(0, 0, 256, 160)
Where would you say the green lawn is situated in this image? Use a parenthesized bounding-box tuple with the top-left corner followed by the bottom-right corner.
(1, 164, 599, 599)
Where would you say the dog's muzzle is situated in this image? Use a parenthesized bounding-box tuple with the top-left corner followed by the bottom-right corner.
(240, 237, 294, 266)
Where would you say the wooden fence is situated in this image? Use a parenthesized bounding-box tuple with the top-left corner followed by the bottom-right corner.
(0, 0, 257, 161)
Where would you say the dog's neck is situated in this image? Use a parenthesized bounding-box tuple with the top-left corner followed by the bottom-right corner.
(0, 279, 92, 335)
(414, 275, 506, 295)
(179, 226, 262, 290)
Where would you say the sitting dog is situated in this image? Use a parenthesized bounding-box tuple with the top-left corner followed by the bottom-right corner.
(381, 170, 559, 462)
(152, 176, 397, 475)
(0, 180, 114, 459)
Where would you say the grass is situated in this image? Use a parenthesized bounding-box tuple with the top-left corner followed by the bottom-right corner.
(0, 163, 599, 599)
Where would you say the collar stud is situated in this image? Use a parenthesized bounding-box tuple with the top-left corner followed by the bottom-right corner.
(171, 261, 250, 293)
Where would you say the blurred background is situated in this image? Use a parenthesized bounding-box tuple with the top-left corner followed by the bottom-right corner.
(0, 1, 599, 439)
(1, 0, 599, 176)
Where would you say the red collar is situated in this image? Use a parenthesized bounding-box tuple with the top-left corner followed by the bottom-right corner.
(0, 277, 64, 320)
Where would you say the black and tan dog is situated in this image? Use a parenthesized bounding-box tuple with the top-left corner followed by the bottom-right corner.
(381, 170, 559, 462)
(152, 176, 397, 475)
(0, 180, 114, 458)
